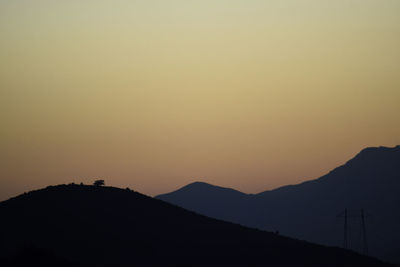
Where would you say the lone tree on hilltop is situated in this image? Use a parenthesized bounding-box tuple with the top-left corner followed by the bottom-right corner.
(93, 179, 105, 187)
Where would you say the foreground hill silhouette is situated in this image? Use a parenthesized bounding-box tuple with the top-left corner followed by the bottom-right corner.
(0, 185, 391, 267)
(157, 145, 400, 264)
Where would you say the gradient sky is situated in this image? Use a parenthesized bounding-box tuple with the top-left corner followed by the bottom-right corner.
(1, 0, 400, 201)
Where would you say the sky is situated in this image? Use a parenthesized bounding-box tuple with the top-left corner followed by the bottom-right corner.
(1, 0, 400, 201)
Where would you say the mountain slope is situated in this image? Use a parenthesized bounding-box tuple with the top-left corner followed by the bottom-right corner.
(157, 181, 250, 222)
(155, 145, 400, 263)
(0, 184, 390, 267)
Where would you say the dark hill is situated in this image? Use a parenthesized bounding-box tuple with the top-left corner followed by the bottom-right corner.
(0, 184, 390, 267)
(156, 145, 400, 263)
(157, 181, 250, 222)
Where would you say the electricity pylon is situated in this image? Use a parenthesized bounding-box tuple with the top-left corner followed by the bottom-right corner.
(337, 208, 369, 255)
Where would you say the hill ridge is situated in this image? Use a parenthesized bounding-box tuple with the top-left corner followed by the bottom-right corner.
(156, 145, 400, 264)
(1, 183, 391, 267)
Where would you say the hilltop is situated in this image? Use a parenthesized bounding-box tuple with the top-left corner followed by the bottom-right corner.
(0, 184, 391, 267)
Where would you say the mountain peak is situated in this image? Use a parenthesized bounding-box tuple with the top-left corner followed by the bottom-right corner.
(358, 145, 400, 154)
(158, 181, 247, 199)
(347, 145, 400, 165)
(155, 182, 249, 220)
(184, 181, 215, 188)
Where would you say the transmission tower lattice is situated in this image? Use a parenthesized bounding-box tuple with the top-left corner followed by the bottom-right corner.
(337, 208, 369, 255)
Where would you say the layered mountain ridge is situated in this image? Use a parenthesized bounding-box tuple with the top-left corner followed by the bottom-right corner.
(156, 145, 400, 263)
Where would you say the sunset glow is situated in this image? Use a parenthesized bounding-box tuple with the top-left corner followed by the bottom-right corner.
(1, 0, 399, 200)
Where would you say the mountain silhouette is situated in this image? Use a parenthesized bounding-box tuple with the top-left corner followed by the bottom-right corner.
(0, 184, 391, 267)
(158, 181, 250, 223)
(156, 145, 400, 264)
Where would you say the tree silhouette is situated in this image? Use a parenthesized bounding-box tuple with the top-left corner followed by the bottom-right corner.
(93, 180, 105, 186)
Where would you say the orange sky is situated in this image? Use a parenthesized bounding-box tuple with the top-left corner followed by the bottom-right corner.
(1, 1, 400, 201)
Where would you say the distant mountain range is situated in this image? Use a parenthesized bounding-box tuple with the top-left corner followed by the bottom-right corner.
(157, 145, 400, 264)
(0, 184, 391, 267)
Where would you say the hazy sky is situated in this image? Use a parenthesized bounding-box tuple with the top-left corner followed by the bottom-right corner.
(1, 0, 399, 200)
